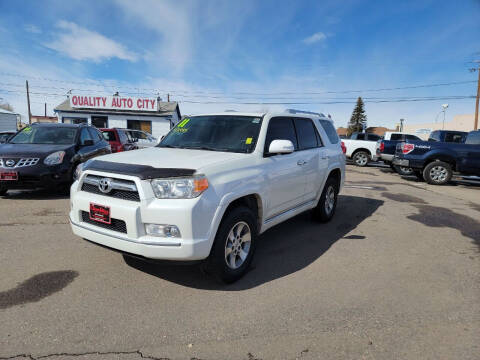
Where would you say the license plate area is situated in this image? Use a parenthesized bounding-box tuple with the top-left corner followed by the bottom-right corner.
(89, 203, 111, 224)
(0, 171, 18, 181)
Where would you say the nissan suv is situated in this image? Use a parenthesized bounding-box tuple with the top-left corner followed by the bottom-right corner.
(70, 111, 345, 283)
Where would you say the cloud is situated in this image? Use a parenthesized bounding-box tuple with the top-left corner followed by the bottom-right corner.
(24, 24, 42, 34)
(302, 32, 327, 45)
(45, 20, 137, 62)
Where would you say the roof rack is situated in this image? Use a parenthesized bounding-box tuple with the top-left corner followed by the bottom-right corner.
(285, 109, 326, 117)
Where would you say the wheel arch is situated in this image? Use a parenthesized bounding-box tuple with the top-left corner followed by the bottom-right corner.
(221, 193, 263, 233)
(352, 148, 371, 156)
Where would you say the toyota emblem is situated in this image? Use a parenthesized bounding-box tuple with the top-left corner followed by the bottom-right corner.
(98, 178, 113, 193)
(5, 159, 15, 167)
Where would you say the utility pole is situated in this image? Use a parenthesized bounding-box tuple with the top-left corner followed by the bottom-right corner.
(26, 80, 32, 124)
(167, 93, 170, 102)
(475, 65, 480, 130)
(399, 118, 404, 132)
(44, 102, 47, 117)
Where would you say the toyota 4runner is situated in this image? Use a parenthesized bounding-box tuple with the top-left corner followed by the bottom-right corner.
(70, 110, 345, 283)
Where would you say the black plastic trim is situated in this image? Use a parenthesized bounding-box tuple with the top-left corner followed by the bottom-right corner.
(84, 160, 196, 180)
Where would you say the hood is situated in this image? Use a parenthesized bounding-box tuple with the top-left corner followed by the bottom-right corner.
(0, 143, 74, 157)
(95, 147, 247, 171)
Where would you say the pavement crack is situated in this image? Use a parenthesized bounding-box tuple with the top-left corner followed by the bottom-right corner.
(0, 350, 169, 360)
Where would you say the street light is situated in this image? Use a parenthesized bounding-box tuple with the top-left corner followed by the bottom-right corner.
(441, 104, 449, 130)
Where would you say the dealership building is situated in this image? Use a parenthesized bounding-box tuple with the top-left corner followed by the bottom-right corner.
(54, 94, 181, 138)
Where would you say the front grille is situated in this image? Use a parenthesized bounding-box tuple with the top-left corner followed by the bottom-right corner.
(81, 175, 140, 202)
(81, 211, 127, 234)
(0, 158, 39, 168)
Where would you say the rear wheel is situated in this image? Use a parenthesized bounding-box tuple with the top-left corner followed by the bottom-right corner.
(313, 177, 339, 223)
(352, 151, 369, 167)
(423, 161, 452, 185)
(204, 206, 257, 283)
(393, 165, 414, 176)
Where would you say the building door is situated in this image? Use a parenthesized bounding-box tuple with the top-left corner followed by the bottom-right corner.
(127, 120, 152, 134)
(91, 116, 108, 128)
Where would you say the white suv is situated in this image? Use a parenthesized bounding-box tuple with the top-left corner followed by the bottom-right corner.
(70, 110, 345, 283)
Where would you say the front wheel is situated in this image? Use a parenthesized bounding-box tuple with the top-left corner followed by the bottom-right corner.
(204, 206, 257, 283)
(352, 151, 369, 167)
(423, 161, 452, 185)
(313, 177, 339, 223)
(394, 165, 414, 176)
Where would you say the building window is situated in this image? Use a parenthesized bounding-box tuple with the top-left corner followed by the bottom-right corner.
(91, 116, 108, 128)
(62, 117, 87, 124)
(127, 120, 152, 134)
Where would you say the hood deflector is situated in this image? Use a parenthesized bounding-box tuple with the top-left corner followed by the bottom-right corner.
(84, 160, 196, 180)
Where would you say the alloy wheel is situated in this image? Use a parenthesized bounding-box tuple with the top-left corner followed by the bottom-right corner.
(225, 221, 251, 270)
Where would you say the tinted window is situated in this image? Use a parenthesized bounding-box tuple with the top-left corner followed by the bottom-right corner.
(102, 130, 117, 142)
(79, 128, 93, 144)
(264, 117, 298, 152)
(319, 120, 340, 144)
(88, 128, 102, 143)
(428, 131, 440, 142)
(356, 133, 365, 140)
(466, 131, 480, 145)
(118, 130, 129, 143)
(390, 133, 403, 141)
(405, 134, 421, 141)
(444, 133, 465, 143)
(368, 134, 381, 141)
(294, 118, 318, 150)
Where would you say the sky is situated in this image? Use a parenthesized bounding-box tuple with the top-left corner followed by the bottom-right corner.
(0, 0, 479, 129)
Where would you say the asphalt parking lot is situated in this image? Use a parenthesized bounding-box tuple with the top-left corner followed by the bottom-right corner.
(1, 165, 479, 360)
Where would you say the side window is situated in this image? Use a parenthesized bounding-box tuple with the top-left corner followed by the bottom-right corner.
(294, 118, 319, 150)
(79, 128, 93, 144)
(390, 133, 403, 141)
(428, 131, 440, 142)
(319, 120, 340, 144)
(368, 134, 381, 141)
(88, 128, 101, 143)
(356, 133, 365, 140)
(264, 117, 298, 153)
(466, 131, 480, 145)
(406, 135, 421, 141)
(118, 131, 128, 143)
(136, 131, 148, 140)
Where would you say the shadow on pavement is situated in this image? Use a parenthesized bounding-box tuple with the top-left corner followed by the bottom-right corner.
(1, 188, 69, 200)
(124, 195, 384, 290)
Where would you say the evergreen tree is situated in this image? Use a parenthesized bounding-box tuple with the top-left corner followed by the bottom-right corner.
(348, 97, 367, 135)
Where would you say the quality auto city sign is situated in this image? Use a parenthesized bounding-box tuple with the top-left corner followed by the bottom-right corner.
(70, 94, 158, 112)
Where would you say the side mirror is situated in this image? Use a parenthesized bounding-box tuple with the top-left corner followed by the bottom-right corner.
(82, 139, 94, 146)
(268, 139, 295, 154)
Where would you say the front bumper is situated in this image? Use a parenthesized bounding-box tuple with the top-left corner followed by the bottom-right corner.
(392, 158, 409, 167)
(0, 163, 71, 189)
(69, 173, 222, 261)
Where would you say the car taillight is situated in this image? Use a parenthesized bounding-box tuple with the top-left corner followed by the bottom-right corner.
(341, 141, 347, 154)
(379, 141, 384, 153)
(117, 144, 125, 152)
(401, 143, 415, 154)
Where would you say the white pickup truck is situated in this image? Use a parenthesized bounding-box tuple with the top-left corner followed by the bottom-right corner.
(70, 110, 345, 283)
(342, 132, 382, 166)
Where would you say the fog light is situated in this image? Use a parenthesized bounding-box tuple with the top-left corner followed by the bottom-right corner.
(145, 224, 181, 238)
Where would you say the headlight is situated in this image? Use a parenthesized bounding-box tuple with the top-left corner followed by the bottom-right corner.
(151, 175, 209, 199)
(73, 163, 84, 181)
(44, 151, 66, 165)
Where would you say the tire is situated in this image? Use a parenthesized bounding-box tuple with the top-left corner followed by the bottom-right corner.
(393, 165, 414, 176)
(0, 186, 7, 196)
(352, 151, 369, 167)
(413, 170, 424, 181)
(204, 206, 257, 284)
(313, 177, 339, 223)
(423, 161, 452, 185)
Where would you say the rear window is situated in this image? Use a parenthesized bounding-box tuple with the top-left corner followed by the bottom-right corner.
(444, 133, 465, 143)
(428, 131, 441, 142)
(466, 131, 480, 145)
(102, 130, 117, 142)
(294, 118, 319, 150)
(390, 134, 403, 141)
(319, 120, 339, 144)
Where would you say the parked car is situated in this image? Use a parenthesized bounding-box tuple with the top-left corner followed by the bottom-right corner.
(100, 128, 138, 153)
(0, 123, 111, 196)
(70, 111, 345, 283)
(376, 132, 423, 175)
(393, 130, 480, 185)
(342, 132, 381, 166)
(125, 129, 157, 148)
(0, 131, 16, 143)
(379, 130, 469, 176)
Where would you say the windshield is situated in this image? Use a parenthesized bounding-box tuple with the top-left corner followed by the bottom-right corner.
(10, 126, 77, 145)
(158, 115, 263, 153)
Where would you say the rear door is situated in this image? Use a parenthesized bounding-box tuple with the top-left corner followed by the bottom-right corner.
(460, 132, 480, 175)
(293, 118, 327, 201)
(263, 117, 306, 220)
